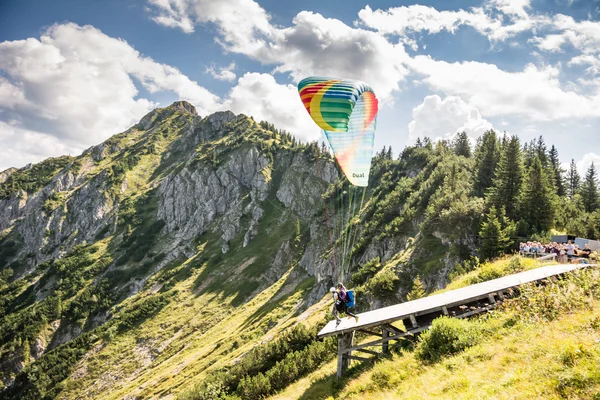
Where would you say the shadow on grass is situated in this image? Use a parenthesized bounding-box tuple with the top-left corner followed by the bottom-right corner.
(239, 268, 312, 330)
(296, 358, 380, 400)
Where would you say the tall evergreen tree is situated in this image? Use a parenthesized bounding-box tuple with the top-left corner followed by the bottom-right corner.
(479, 206, 509, 260)
(535, 135, 548, 167)
(473, 130, 500, 197)
(386, 146, 393, 160)
(548, 145, 566, 197)
(406, 275, 426, 301)
(453, 131, 471, 158)
(580, 162, 599, 212)
(523, 139, 536, 169)
(521, 156, 557, 233)
(487, 135, 524, 220)
(379, 145, 387, 159)
(567, 159, 581, 199)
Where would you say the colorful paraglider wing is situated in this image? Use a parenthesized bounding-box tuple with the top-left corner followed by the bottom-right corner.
(298, 77, 378, 187)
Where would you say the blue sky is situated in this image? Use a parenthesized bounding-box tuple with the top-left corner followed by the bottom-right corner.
(0, 0, 599, 172)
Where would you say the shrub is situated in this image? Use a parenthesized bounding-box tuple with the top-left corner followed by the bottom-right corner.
(371, 369, 393, 389)
(350, 257, 381, 286)
(237, 373, 271, 400)
(367, 269, 399, 299)
(500, 269, 600, 322)
(416, 317, 482, 362)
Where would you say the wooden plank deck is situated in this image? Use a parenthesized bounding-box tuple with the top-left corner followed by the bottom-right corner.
(320, 263, 597, 378)
(318, 263, 592, 338)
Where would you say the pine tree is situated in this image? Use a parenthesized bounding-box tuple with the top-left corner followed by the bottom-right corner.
(379, 145, 387, 160)
(580, 162, 599, 212)
(22, 338, 30, 364)
(479, 206, 509, 260)
(567, 159, 581, 199)
(487, 135, 524, 220)
(406, 275, 426, 301)
(535, 135, 548, 167)
(548, 145, 566, 197)
(521, 156, 557, 233)
(453, 131, 471, 158)
(473, 130, 500, 197)
(386, 146, 393, 160)
(523, 140, 535, 169)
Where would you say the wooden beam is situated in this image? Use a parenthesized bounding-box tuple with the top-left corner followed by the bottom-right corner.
(456, 304, 495, 319)
(355, 348, 379, 356)
(383, 323, 404, 335)
(442, 306, 449, 316)
(358, 329, 381, 337)
(346, 326, 428, 352)
(346, 355, 371, 362)
(488, 293, 496, 304)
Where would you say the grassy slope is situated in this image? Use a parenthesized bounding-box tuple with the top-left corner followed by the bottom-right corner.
(268, 259, 600, 400)
(53, 124, 327, 399)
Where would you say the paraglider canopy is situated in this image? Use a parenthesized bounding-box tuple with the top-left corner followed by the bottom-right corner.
(298, 76, 379, 187)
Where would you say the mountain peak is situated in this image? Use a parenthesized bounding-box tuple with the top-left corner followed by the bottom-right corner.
(137, 101, 198, 130)
(166, 101, 197, 115)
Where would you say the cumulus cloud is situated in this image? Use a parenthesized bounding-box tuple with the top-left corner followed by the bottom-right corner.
(260, 12, 409, 100)
(147, 1, 409, 100)
(0, 122, 82, 171)
(408, 95, 493, 141)
(408, 56, 600, 120)
(357, 1, 547, 43)
(147, 0, 273, 53)
(0, 23, 220, 168)
(206, 62, 236, 82)
(221, 72, 320, 142)
(530, 15, 600, 77)
(576, 152, 600, 176)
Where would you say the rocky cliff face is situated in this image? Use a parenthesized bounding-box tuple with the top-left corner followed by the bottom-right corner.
(0, 104, 335, 277)
(0, 101, 481, 398)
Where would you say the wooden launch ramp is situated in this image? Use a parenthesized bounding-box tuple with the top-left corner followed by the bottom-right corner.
(317, 263, 596, 377)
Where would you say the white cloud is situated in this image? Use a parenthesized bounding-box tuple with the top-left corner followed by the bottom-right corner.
(357, 1, 547, 43)
(408, 95, 493, 141)
(531, 15, 600, 76)
(576, 152, 600, 176)
(0, 23, 221, 168)
(357, 5, 477, 36)
(489, 0, 531, 18)
(221, 72, 320, 142)
(206, 62, 236, 82)
(569, 55, 600, 75)
(147, 0, 273, 54)
(147, 2, 409, 100)
(528, 33, 569, 52)
(408, 56, 600, 120)
(0, 122, 81, 171)
(249, 12, 409, 101)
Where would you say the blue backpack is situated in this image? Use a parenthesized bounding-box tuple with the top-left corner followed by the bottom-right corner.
(346, 290, 355, 308)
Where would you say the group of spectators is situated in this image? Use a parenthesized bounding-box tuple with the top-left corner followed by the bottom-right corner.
(519, 240, 593, 263)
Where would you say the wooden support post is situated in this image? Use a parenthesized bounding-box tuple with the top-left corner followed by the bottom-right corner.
(382, 328, 390, 354)
(336, 331, 355, 378)
(497, 290, 505, 300)
(442, 306, 449, 316)
(409, 314, 418, 328)
(488, 293, 496, 304)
